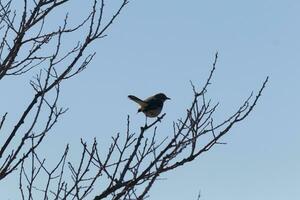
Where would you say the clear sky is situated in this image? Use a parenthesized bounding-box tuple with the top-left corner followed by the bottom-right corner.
(1, 0, 300, 200)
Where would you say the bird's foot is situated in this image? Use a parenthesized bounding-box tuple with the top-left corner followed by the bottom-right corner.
(156, 116, 161, 122)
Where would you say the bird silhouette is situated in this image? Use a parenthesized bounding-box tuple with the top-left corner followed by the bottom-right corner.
(128, 93, 170, 118)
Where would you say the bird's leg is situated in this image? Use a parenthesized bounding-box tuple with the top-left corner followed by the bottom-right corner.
(145, 116, 148, 126)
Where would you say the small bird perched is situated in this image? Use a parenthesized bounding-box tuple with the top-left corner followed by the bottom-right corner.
(128, 93, 170, 118)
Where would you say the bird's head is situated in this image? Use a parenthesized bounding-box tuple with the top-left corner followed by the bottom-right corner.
(155, 93, 171, 102)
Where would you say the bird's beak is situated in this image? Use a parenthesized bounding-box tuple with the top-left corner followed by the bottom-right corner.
(166, 97, 171, 100)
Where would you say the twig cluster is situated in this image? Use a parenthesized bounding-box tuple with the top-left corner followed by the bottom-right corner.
(0, 0, 128, 182)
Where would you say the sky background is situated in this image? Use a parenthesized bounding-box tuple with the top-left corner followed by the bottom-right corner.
(1, 0, 300, 200)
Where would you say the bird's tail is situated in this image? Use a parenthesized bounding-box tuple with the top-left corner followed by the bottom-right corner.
(128, 95, 147, 107)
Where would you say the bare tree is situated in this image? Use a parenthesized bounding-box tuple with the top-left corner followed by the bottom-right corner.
(17, 53, 268, 200)
(0, 1, 269, 200)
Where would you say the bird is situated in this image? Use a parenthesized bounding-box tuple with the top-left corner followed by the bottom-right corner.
(128, 93, 170, 118)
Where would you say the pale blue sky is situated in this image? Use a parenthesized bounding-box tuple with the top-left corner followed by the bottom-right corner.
(1, 0, 300, 199)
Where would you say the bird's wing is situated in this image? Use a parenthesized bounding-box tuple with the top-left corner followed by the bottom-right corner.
(143, 98, 163, 111)
(128, 95, 148, 107)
